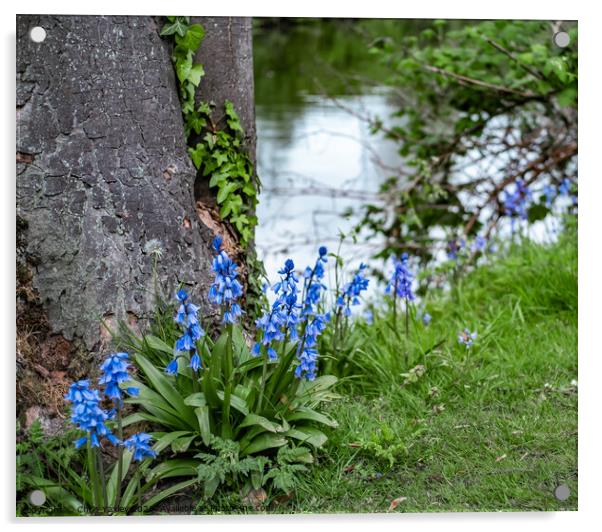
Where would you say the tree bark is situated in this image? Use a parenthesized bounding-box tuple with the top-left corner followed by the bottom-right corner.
(16, 15, 240, 419)
(190, 16, 257, 206)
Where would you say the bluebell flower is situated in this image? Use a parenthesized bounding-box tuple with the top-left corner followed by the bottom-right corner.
(422, 312, 432, 326)
(98, 352, 139, 404)
(123, 433, 158, 462)
(166, 358, 179, 376)
(386, 253, 415, 302)
(301, 248, 328, 316)
(209, 236, 243, 324)
(364, 310, 374, 324)
(337, 263, 369, 317)
(190, 352, 201, 372)
(471, 235, 486, 253)
(254, 258, 301, 362)
(559, 178, 571, 196)
(503, 179, 532, 227)
(544, 184, 556, 207)
(295, 347, 319, 381)
(65, 380, 119, 448)
(447, 238, 466, 260)
(458, 328, 477, 348)
(170, 289, 205, 373)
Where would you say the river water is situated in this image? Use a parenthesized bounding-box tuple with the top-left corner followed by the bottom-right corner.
(252, 20, 408, 291)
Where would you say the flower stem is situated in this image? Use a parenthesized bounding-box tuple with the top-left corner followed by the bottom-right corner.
(115, 408, 124, 512)
(95, 446, 108, 513)
(87, 439, 101, 510)
(221, 324, 233, 439)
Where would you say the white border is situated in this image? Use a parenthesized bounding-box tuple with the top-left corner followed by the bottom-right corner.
(3, 1, 600, 530)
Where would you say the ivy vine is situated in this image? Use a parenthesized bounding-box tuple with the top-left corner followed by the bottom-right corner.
(161, 16, 267, 320)
(161, 16, 259, 247)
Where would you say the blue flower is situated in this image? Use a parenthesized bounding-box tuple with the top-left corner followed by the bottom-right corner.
(166, 358, 179, 376)
(98, 352, 138, 404)
(422, 312, 432, 326)
(123, 433, 158, 462)
(337, 263, 369, 317)
(170, 289, 206, 373)
(447, 238, 466, 260)
(503, 179, 532, 226)
(458, 328, 477, 348)
(254, 258, 301, 362)
(295, 347, 319, 381)
(559, 178, 571, 196)
(386, 253, 415, 302)
(65, 380, 119, 448)
(209, 236, 244, 324)
(190, 352, 201, 372)
(364, 310, 374, 324)
(544, 184, 556, 207)
(471, 235, 486, 253)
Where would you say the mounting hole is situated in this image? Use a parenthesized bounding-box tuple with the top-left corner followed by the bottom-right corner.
(553, 31, 570, 48)
(28, 489, 46, 506)
(29, 26, 47, 43)
(554, 484, 570, 501)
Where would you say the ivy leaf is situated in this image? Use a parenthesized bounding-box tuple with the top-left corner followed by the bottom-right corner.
(188, 64, 205, 87)
(175, 23, 205, 51)
(212, 151, 230, 167)
(175, 51, 193, 83)
(216, 182, 240, 204)
(160, 17, 189, 37)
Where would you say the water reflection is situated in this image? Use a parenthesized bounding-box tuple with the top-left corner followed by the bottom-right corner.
(253, 19, 411, 286)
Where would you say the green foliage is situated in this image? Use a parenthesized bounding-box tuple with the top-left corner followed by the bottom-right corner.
(356, 423, 410, 468)
(188, 102, 258, 245)
(324, 222, 577, 396)
(290, 231, 576, 513)
(355, 20, 577, 262)
(161, 16, 259, 248)
(116, 304, 339, 498)
(16, 419, 198, 515)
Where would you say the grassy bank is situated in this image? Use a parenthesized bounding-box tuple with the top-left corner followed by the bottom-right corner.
(203, 229, 577, 514)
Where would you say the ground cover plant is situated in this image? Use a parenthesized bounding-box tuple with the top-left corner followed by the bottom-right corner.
(15, 16, 577, 517)
(17, 214, 577, 514)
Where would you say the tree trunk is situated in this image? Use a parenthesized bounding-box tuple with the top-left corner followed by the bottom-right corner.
(16, 15, 251, 421)
(190, 16, 256, 206)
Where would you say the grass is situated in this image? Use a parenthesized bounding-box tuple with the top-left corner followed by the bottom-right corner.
(284, 229, 577, 513)
(17, 228, 577, 515)
(200, 228, 577, 514)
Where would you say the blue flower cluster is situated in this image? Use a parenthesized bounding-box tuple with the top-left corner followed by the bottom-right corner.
(471, 235, 487, 253)
(123, 433, 157, 462)
(386, 253, 415, 302)
(446, 237, 466, 260)
(65, 380, 119, 449)
(209, 236, 243, 324)
(503, 179, 532, 223)
(98, 352, 139, 404)
(295, 248, 331, 380)
(65, 355, 160, 464)
(337, 262, 369, 317)
(458, 328, 477, 348)
(168, 289, 205, 374)
(295, 313, 328, 381)
(544, 178, 577, 208)
(302, 246, 328, 315)
(253, 259, 301, 361)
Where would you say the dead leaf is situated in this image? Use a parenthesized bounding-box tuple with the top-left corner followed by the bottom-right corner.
(495, 454, 507, 462)
(241, 488, 267, 510)
(388, 496, 407, 511)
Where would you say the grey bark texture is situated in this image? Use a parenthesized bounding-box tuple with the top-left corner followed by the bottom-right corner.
(16, 15, 239, 415)
(190, 17, 257, 207)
